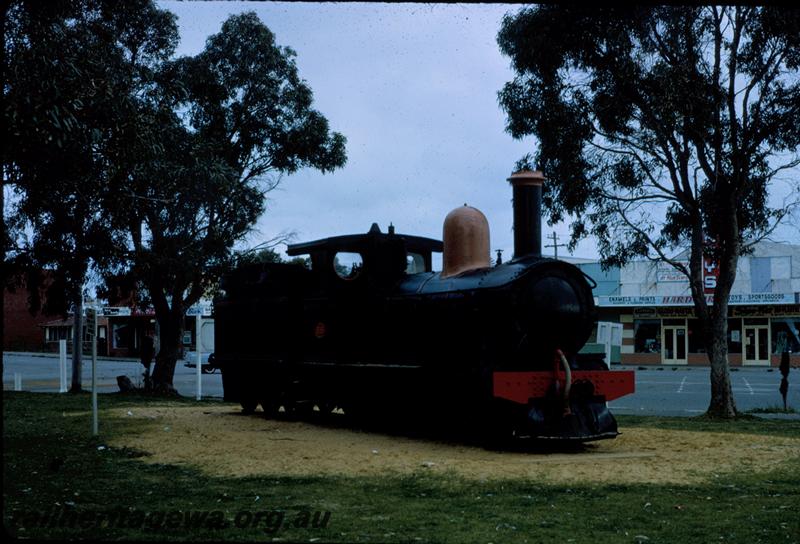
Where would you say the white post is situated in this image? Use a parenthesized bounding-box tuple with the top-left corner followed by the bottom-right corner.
(14, 373, 22, 391)
(90, 309, 98, 436)
(59, 339, 68, 393)
(196, 312, 202, 400)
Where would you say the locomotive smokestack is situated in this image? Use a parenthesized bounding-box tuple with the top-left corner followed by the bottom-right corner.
(507, 170, 545, 259)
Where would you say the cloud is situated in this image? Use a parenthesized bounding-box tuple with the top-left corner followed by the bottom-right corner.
(161, 2, 599, 262)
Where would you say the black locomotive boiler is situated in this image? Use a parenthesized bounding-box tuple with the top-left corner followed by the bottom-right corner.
(215, 170, 634, 442)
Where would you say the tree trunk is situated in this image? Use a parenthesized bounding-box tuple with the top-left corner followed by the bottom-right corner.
(705, 308, 737, 417)
(687, 210, 739, 418)
(150, 307, 183, 395)
(1, 177, 4, 380)
(701, 191, 740, 418)
(1, 269, 4, 382)
(70, 293, 83, 392)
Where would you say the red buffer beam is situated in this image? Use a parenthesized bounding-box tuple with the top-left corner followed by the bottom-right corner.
(493, 371, 635, 404)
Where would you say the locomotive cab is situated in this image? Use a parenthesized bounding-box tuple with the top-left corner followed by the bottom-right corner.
(281, 223, 443, 367)
(286, 222, 443, 292)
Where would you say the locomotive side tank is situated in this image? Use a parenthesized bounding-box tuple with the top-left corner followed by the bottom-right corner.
(215, 170, 634, 442)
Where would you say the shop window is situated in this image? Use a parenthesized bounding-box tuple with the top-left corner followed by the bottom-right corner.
(46, 326, 71, 342)
(772, 318, 800, 355)
(97, 326, 108, 354)
(688, 319, 706, 353)
(112, 323, 131, 349)
(634, 319, 660, 353)
(728, 318, 742, 354)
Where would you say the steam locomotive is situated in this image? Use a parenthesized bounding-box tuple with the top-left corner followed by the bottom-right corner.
(214, 170, 634, 442)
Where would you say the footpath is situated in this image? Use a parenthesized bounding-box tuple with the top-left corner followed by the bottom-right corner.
(5, 351, 141, 363)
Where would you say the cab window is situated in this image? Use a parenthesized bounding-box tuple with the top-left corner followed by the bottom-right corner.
(406, 252, 426, 274)
(334, 252, 363, 280)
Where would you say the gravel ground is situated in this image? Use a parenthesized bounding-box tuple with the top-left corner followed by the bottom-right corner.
(106, 404, 800, 485)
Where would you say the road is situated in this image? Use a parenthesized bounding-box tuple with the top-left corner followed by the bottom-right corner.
(3, 353, 798, 416)
(608, 365, 799, 416)
(2, 352, 224, 398)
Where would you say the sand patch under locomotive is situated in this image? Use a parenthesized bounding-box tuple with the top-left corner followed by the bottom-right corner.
(107, 405, 800, 485)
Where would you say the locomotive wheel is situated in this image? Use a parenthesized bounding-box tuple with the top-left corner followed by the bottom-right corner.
(479, 401, 517, 449)
(316, 401, 336, 417)
(285, 400, 314, 420)
(240, 398, 258, 414)
(259, 398, 280, 418)
(343, 401, 381, 428)
(297, 402, 315, 416)
(482, 423, 516, 449)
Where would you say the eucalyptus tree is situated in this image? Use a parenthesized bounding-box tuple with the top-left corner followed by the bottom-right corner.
(498, 6, 800, 416)
(4, 0, 178, 390)
(117, 12, 347, 392)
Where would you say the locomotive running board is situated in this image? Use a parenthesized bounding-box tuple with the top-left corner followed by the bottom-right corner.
(493, 370, 635, 404)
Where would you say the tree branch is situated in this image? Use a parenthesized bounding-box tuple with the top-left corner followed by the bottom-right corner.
(726, 6, 744, 190)
(742, 194, 800, 250)
(615, 201, 690, 278)
(589, 127, 681, 198)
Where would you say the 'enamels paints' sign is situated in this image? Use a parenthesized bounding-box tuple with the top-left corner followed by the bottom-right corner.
(598, 293, 798, 307)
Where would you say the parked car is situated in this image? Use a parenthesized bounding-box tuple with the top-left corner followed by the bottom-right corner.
(183, 352, 218, 374)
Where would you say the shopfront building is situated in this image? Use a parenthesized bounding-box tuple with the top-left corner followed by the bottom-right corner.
(576, 242, 800, 367)
(598, 295, 800, 367)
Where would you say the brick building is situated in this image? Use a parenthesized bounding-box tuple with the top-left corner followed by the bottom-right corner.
(4, 276, 212, 359)
(3, 273, 61, 352)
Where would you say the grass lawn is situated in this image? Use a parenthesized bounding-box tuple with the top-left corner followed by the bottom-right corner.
(4, 391, 799, 543)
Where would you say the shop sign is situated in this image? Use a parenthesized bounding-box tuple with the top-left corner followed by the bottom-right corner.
(633, 306, 696, 318)
(601, 296, 661, 306)
(660, 295, 700, 305)
(657, 307, 696, 317)
(730, 304, 800, 317)
(186, 305, 213, 317)
(100, 306, 131, 316)
(703, 257, 720, 293)
(657, 261, 689, 283)
(633, 307, 658, 318)
(727, 293, 795, 305)
(599, 293, 796, 307)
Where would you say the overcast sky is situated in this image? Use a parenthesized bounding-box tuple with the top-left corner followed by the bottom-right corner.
(160, 1, 594, 263)
(160, 2, 799, 265)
